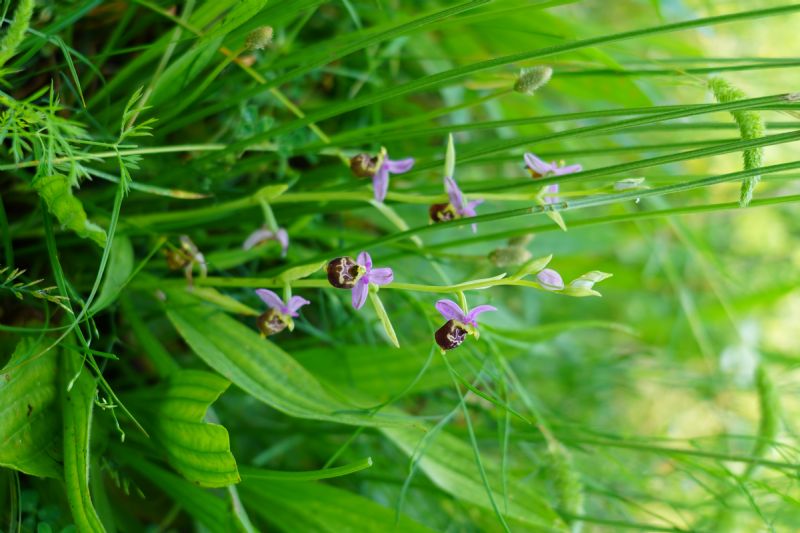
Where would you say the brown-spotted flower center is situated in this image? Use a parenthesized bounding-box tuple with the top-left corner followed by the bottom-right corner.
(327, 256, 366, 289)
(254, 289, 310, 337)
(327, 252, 394, 310)
(434, 299, 496, 351)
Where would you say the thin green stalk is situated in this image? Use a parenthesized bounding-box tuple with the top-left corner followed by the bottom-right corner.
(239, 458, 373, 481)
(446, 364, 512, 532)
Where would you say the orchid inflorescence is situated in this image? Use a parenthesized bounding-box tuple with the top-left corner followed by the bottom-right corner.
(166, 136, 610, 350)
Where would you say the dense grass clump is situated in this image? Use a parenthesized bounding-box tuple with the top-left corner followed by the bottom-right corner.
(2, 1, 800, 531)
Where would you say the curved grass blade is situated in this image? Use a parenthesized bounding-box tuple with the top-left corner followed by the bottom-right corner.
(239, 457, 372, 481)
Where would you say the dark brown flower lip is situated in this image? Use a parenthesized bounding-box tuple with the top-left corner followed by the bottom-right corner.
(326, 256, 364, 289)
(165, 248, 191, 270)
(429, 203, 457, 223)
(257, 309, 288, 336)
(350, 153, 380, 178)
(435, 319, 469, 351)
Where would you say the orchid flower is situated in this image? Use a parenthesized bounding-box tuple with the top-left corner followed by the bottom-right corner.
(524, 152, 582, 231)
(326, 251, 393, 310)
(350, 147, 414, 202)
(429, 176, 484, 233)
(434, 299, 496, 351)
(243, 226, 289, 257)
(254, 289, 310, 336)
(166, 235, 207, 285)
(523, 152, 582, 204)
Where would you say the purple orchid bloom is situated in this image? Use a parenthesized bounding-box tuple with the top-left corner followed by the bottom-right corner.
(326, 251, 394, 310)
(351, 251, 393, 310)
(445, 176, 484, 233)
(373, 152, 414, 203)
(523, 152, 582, 205)
(256, 289, 309, 317)
(536, 268, 565, 291)
(254, 289, 310, 336)
(434, 299, 497, 351)
(243, 227, 289, 257)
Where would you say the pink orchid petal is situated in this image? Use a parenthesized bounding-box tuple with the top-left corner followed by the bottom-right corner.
(543, 183, 559, 204)
(554, 163, 582, 175)
(276, 228, 289, 257)
(435, 299, 467, 322)
(243, 228, 274, 250)
(287, 295, 310, 315)
(357, 251, 372, 270)
(466, 304, 497, 326)
(255, 289, 284, 310)
(368, 267, 393, 285)
(385, 157, 414, 174)
(445, 176, 464, 209)
(352, 279, 369, 310)
(373, 165, 390, 202)
(524, 152, 554, 175)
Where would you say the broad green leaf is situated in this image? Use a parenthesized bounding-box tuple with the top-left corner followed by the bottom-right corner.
(240, 478, 436, 533)
(0, 339, 61, 478)
(61, 350, 104, 532)
(381, 426, 566, 531)
(164, 288, 416, 428)
(136, 370, 241, 488)
(90, 235, 134, 314)
(116, 448, 233, 531)
(33, 174, 107, 247)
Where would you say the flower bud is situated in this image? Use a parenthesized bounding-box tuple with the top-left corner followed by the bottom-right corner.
(245, 26, 273, 50)
(513, 66, 553, 95)
(536, 268, 564, 291)
(429, 203, 457, 223)
(507, 234, 533, 247)
(350, 153, 379, 178)
(489, 246, 532, 268)
(435, 320, 468, 351)
(326, 256, 362, 289)
(257, 309, 287, 336)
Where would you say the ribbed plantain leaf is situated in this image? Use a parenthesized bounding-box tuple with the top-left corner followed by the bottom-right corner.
(150, 370, 240, 488)
(0, 339, 61, 479)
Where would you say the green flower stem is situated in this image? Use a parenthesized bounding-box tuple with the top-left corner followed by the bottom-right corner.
(259, 199, 280, 233)
(157, 274, 551, 296)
